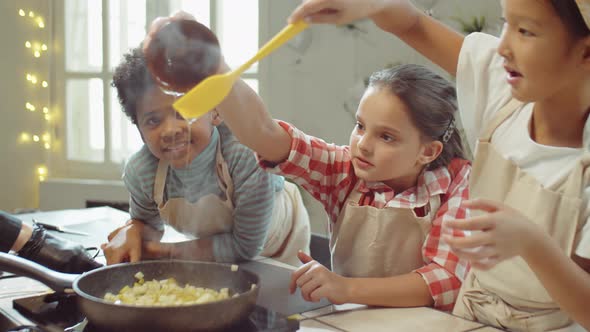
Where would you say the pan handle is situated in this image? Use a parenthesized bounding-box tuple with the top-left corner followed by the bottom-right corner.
(0, 252, 77, 291)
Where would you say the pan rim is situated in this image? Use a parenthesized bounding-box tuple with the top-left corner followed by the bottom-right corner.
(72, 259, 259, 309)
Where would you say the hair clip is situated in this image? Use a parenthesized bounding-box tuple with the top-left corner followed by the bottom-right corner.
(442, 119, 455, 143)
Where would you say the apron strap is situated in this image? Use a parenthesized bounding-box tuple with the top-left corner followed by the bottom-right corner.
(213, 132, 235, 210)
(154, 159, 169, 206)
(479, 98, 524, 142)
(562, 152, 590, 198)
(152, 129, 235, 210)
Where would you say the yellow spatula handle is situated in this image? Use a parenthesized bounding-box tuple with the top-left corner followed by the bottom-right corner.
(235, 21, 308, 75)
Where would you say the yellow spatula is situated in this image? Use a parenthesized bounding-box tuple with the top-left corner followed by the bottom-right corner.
(173, 20, 308, 120)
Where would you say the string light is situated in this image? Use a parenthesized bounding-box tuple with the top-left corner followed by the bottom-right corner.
(26, 74, 38, 84)
(36, 17, 45, 29)
(37, 165, 48, 182)
(19, 132, 31, 143)
(25, 73, 49, 88)
(19, 7, 53, 184)
(18, 130, 51, 149)
(24, 42, 49, 58)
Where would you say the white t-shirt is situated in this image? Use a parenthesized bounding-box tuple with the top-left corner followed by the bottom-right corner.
(456, 32, 590, 259)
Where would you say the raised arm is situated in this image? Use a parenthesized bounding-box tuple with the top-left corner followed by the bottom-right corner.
(289, 0, 464, 76)
(215, 75, 292, 163)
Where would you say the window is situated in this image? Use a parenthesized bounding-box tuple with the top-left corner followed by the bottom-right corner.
(55, 0, 259, 178)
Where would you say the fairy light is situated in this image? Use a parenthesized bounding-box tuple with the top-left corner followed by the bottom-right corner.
(36, 17, 45, 29)
(42, 132, 51, 150)
(20, 8, 53, 184)
(29, 75, 38, 84)
(19, 132, 31, 143)
(18, 130, 52, 148)
(26, 74, 49, 88)
(37, 165, 48, 182)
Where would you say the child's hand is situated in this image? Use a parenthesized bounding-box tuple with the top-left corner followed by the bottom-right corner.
(101, 222, 144, 265)
(289, 251, 350, 304)
(288, 0, 418, 33)
(443, 199, 542, 270)
(288, 0, 391, 24)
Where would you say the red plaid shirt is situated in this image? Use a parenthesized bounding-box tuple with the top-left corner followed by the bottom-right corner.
(259, 121, 471, 311)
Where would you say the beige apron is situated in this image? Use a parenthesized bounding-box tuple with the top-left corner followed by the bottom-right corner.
(154, 138, 310, 266)
(453, 99, 590, 331)
(330, 182, 440, 278)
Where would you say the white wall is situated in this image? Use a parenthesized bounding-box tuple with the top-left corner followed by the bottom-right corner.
(1, 1, 502, 234)
(0, 0, 51, 211)
(260, 0, 502, 233)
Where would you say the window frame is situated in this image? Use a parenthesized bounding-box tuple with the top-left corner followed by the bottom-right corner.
(50, 0, 268, 180)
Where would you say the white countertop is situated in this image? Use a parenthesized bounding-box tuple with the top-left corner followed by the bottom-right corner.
(1, 207, 503, 332)
(257, 256, 501, 332)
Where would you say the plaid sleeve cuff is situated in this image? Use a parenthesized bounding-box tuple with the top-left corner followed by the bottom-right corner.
(415, 263, 462, 311)
(256, 120, 310, 177)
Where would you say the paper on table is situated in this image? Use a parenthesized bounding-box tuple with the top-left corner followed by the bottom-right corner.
(240, 260, 331, 316)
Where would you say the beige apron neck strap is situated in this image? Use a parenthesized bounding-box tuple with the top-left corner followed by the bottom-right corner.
(154, 160, 169, 206)
(480, 99, 524, 142)
(563, 152, 590, 197)
(214, 133, 235, 210)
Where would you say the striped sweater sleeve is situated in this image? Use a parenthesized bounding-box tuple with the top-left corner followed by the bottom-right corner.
(210, 140, 277, 262)
(122, 146, 164, 231)
(258, 121, 356, 223)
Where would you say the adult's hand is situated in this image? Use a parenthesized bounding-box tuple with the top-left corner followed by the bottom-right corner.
(18, 224, 102, 273)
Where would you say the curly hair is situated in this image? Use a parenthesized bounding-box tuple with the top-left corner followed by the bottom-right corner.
(111, 47, 156, 125)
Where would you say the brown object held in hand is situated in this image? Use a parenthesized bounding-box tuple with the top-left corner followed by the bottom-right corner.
(144, 19, 221, 93)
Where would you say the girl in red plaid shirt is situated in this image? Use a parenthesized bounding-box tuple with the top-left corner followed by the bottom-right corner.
(217, 64, 471, 311)
(288, 1, 590, 330)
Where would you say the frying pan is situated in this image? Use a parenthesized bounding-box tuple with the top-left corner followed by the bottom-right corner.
(0, 252, 259, 331)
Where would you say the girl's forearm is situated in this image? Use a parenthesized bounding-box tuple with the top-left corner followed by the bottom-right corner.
(374, 2, 463, 76)
(217, 79, 292, 163)
(523, 230, 590, 330)
(345, 272, 434, 308)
